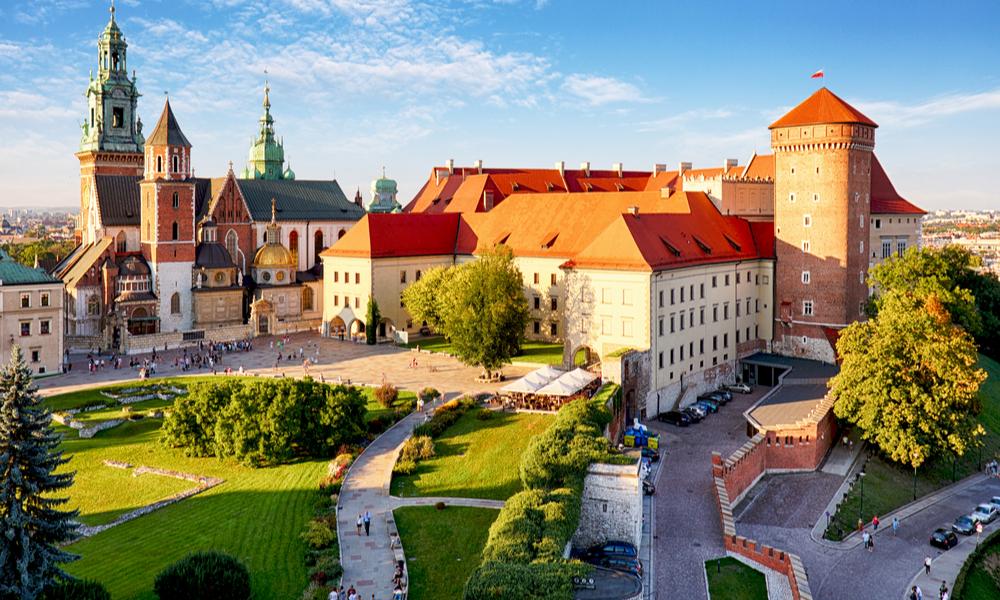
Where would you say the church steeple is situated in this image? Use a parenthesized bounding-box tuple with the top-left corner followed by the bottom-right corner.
(241, 80, 293, 181)
(79, 0, 143, 153)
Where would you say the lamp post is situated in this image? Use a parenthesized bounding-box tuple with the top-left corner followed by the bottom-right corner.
(911, 450, 921, 501)
(858, 469, 867, 523)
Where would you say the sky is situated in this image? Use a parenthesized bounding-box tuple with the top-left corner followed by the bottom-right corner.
(1, 0, 999, 211)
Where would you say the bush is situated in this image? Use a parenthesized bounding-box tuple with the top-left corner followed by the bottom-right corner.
(420, 387, 440, 402)
(301, 582, 330, 600)
(374, 382, 399, 409)
(463, 562, 588, 600)
(318, 476, 343, 495)
(400, 435, 435, 463)
(309, 552, 343, 582)
(300, 519, 337, 550)
(412, 398, 475, 438)
(153, 551, 251, 600)
(393, 459, 417, 476)
(476, 408, 494, 420)
(435, 501, 447, 510)
(43, 578, 111, 600)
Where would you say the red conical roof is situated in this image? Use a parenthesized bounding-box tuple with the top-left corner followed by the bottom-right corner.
(769, 87, 877, 129)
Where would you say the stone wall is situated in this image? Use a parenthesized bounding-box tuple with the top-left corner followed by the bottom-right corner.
(123, 323, 253, 354)
(572, 462, 642, 551)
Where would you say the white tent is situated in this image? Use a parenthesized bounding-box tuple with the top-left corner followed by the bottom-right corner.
(534, 368, 599, 397)
(500, 366, 565, 394)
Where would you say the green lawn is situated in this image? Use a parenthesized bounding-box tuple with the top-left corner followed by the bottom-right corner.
(704, 558, 768, 600)
(393, 506, 498, 600)
(390, 410, 553, 500)
(364, 388, 417, 424)
(825, 354, 1000, 540)
(953, 529, 1000, 600)
(42, 379, 405, 599)
(404, 336, 565, 366)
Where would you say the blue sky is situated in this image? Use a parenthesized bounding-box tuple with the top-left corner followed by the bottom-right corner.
(2, 0, 999, 210)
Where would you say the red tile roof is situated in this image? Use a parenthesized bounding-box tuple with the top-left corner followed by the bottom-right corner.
(320, 212, 461, 258)
(769, 87, 878, 129)
(741, 153, 775, 181)
(870, 155, 925, 215)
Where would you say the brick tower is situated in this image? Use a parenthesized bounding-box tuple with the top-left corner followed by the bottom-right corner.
(770, 88, 877, 362)
(140, 99, 195, 333)
(76, 2, 145, 244)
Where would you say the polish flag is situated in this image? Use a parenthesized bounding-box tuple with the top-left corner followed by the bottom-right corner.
(811, 69, 825, 79)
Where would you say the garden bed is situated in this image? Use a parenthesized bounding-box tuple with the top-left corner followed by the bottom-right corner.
(704, 557, 768, 600)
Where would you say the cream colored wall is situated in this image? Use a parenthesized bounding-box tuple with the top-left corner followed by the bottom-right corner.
(370, 256, 456, 331)
(321, 255, 372, 329)
(562, 268, 652, 363)
(721, 180, 774, 220)
(514, 256, 568, 342)
(0, 282, 64, 375)
(869, 213, 922, 269)
(648, 260, 774, 392)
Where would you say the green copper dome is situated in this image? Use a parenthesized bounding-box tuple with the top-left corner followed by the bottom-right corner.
(242, 81, 293, 181)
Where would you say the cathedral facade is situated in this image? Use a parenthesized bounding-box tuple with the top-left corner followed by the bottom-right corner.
(55, 6, 364, 353)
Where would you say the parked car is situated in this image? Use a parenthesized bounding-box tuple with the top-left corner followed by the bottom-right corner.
(700, 392, 729, 405)
(582, 541, 638, 561)
(686, 404, 707, 418)
(695, 399, 719, 413)
(715, 389, 733, 402)
(682, 407, 704, 423)
(726, 382, 753, 394)
(641, 446, 660, 462)
(642, 478, 655, 496)
(593, 556, 642, 578)
(973, 503, 999, 524)
(930, 528, 959, 549)
(657, 410, 691, 427)
(953, 515, 978, 535)
(989, 496, 1000, 511)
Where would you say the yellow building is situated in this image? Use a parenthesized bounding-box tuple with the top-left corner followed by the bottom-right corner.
(0, 250, 64, 375)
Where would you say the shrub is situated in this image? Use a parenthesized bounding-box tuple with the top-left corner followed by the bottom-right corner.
(367, 416, 390, 435)
(413, 398, 474, 438)
(400, 435, 435, 463)
(463, 562, 588, 600)
(476, 408, 494, 421)
(153, 551, 251, 600)
(435, 501, 447, 510)
(300, 519, 337, 550)
(43, 578, 111, 600)
(309, 552, 343, 581)
(374, 382, 399, 409)
(318, 476, 342, 496)
(393, 459, 417, 476)
(301, 582, 330, 600)
(420, 387, 440, 402)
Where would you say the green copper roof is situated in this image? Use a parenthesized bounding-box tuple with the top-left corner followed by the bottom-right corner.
(243, 81, 292, 181)
(0, 250, 60, 285)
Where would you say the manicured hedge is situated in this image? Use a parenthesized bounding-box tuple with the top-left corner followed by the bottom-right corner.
(43, 578, 111, 600)
(153, 551, 251, 600)
(462, 561, 588, 600)
(160, 378, 367, 467)
(480, 487, 581, 564)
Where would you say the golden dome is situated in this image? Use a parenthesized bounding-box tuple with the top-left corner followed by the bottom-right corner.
(253, 242, 294, 268)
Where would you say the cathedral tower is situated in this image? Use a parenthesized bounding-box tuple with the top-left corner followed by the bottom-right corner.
(771, 88, 876, 362)
(241, 81, 294, 181)
(76, 2, 145, 243)
(140, 99, 196, 332)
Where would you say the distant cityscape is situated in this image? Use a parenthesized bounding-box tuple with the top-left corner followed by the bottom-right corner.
(0, 208, 77, 242)
(924, 209, 1000, 274)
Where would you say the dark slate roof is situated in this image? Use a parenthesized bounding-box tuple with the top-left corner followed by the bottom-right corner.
(196, 242, 234, 268)
(194, 177, 213, 220)
(236, 179, 365, 222)
(0, 251, 61, 285)
(115, 291, 157, 303)
(118, 255, 150, 276)
(147, 99, 191, 147)
(95, 175, 141, 226)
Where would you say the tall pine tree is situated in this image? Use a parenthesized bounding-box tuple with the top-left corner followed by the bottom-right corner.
(0, 346, 78, 599)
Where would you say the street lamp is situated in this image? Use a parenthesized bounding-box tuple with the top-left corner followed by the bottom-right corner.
(858, 469, 867, 523)
(911, 450, 921, 501)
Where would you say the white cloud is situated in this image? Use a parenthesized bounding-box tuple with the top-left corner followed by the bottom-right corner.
(562, 74, 649, 106)
(857, 88, 1000, 127)
(637, 108, 734, 133)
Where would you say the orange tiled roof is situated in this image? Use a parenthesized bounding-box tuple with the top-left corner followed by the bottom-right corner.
(769, 87, 877, 129)
(870, 155, 925, 215)
(741, 153, 775, 180)
(320, 212, 462, 258)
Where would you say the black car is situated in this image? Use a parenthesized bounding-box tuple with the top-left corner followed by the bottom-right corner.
(594, 556, 642, 578)
(657, 410, 690, 426)
(715, 389, 734, 402)
(930, 528, 959, 549)
(953, 515, 977, 535)
(682, 407, 704, 423)
(583, 541, 638, 561)
(640, 446, 660, 462)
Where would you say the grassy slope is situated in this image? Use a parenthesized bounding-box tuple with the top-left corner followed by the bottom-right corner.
(393, 506, 498, 600)
(390, 410, 553, 500)
(404, 336, 565, 365)
(704, 558, 769, 600)
(826, 354, 1000, 540)
(45, 379, 407, 599)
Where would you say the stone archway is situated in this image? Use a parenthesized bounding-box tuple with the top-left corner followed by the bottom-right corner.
(573, 345, 600, 370)
(378, 318, 395, 339)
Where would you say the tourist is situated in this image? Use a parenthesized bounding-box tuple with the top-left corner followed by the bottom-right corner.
(857, 518, 864, 533)
(939, 581, 948, 599)
(363, 510, 372, 536)
(356, 514, 363, 536)
(872, 515, 880, 532)
(893, 516, 900, 536)
(862, 531, 870, 551)
(328, 587, 338, 600)
(909, 586, 921, 600)
(924, 556, 932, 575)
(346, 585, 356, 600)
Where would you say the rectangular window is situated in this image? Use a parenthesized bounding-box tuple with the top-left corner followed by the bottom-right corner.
(344, 272, 349, 283)
(334, 272, 339, 283)
(859, 214, 865, 228)
(712, 305, 718, 322)
(724, 274, 730, 286)
(813, 193, 820, 202)
(343, 296, 348, 307)
(550, 322, 557, 336)
(601, 317, 611, 335)
(680, 346, 684, 361)
(789, 192, 796, 203)
(355, 273, 360, 284)
(712, 335, 718, 351)
(658, 290, 664, 307)
(334, 296, 339, 306)
(756, 299, 760, 312)
(602, 288, 613, 304)
(534, 297, 541, 310)
(802, 240, 810, 253)
(40, 320, 50, 335)
(802, 271, 811, 284)
(670, 349, 675, 365)
(622, 319, 632, 337)
(533, 321, 540, 334)
(700, 307, 705, 324)
(680, 287, 685, 303)
(859, 271, 865, 284)
(803, 300, 814, 316)
(882, 240, 892, 259)
(416, 270, 422, 281)
(40, 293, 49, 307)
(533, 273, 539, 285)
(550, 273, 557, 286)
(670, 289, 675, 305)
(723, 302, 730, 320)
(736, 302, 741, 317)
(736, 330, 741, 344)
(689, 309, 695, 328)
(658, 318, 664, 336)
(723, 333, 728, 348)
(400, 270, 407, 284)
(679, 314, 685, 331)
(112, 106, 124, 128)
(20, 322, 30, 337)
(897, 240, 906, 257)
(803, 214, 812, 227)
(736, 273, 741, 284)
(670, 314, 676, 333)
(20, 294, 30, 308)
(658, 352, 663, 369)
(700, 283, 705, 298)
(622, 289, 633, 305)
(355, 297, 360, 309)
(712, 276, 717, 288)
(874, 218, 882, 229)
(30, 350, 39, 363)
(699, 339, 704, 354)
(550, 298, 557, 311)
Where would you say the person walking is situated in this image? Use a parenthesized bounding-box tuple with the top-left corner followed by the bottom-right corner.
(893, 516, 900, 536)
(939, 580, 949, 599)
(328, 587, 339, 600)
(872, 515, 880, 532)
(363, 510, 372, 536)
(356, 514, 363, 536)
(862, 531, 871, 551)
(924, 555, 932, 575)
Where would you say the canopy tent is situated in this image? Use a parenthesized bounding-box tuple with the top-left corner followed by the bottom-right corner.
(534, 368, 599, 397)
(500, 365, 565, 394)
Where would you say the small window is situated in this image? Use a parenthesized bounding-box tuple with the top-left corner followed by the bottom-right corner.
(355, 273, 360, 284)
(802, 271, 810, 284)
(172, 192, 179, 209)
(171, 221, 179, 240)
(170, 292, 181, 314)
(803, 300, 814, 316)
(40, 320, 50, 335)
(534, 297, 541, 310)
(400, 270, 407, 284)
(20, 294, 30, 308)
(658, 290, 664, 307)
(859, 271, 865, 284)
(354, 297, 360, 309)
(550, 298, 557, 311)
(415, 270, 422, 281)
(30, 350, 40, 363)
(112, 106, 124, 128)
(156, 155, 163, 172)
(860, 241, 865, 254)
(549, 322, 557, 336)
(712, 276, 717, 288)
(874, 218, 882, 229)
(334, 272, 339, 283)
(40, 293, 49, 307)
(533, 273, 539, 285)
(700, 283, 705, 298)
(724, 274, 730, 286)
(802, 240, 811, 253)
(803, 214, 812, 227)
(533, 321, 540, 334)
(788, 192, 796, 203)
(20, 322, 30, 337)
(171, 155, 179, 173)
(658, 352, 664, 369)
(813, 193, 819, 202)
(550, 273, 557, 286)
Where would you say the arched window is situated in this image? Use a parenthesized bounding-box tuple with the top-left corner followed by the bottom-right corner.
(156, 155, 162, 173)
(116, 231, 126, 253)
(87, 295, 99, 316)
(171, 221, 179, 240)
(314, 230, 324, 263)
(289, 230, 299, 266)
(225, 229, 239, 263)
(171, 155, 179, 173)
(170, 292, 181, 315)
(302, 286, 314, 311)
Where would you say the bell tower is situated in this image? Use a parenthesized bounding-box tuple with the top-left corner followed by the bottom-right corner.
(240, 81, 294, 181)
(76, 1, 145, 244)
(140, 98, 196, 333)
(771, 88, 876, 362)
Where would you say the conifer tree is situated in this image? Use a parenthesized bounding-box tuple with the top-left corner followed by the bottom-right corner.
(0, 346, 78, 600)
(365, 297, 381, 345)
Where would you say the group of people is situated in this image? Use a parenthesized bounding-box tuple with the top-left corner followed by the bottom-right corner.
(986, 459, 1000, 477)
(908, 577, 950, 600)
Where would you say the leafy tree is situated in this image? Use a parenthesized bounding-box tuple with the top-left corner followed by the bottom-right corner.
(437, 246, 530, 377)
(831, 291, 986, 468)
(960, 270, 1000, 358)
(401, 266, 454, 332)
(365, 296, 381, 345)
(0, 241, 75, 269)
(0, 347, 79, 600)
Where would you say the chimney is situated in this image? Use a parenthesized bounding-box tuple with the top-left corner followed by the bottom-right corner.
(613, 162, 623, 177)
(446, 158, 455, 175)
(724, 158, 738, 170)
(679, 161, 692, 175)
(627, 206, 639, 215)
(473, 159, 483, 174)
(580, 161, 590, 177)
(653, 163, 667, 175)
(555, 160, 565, 177)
